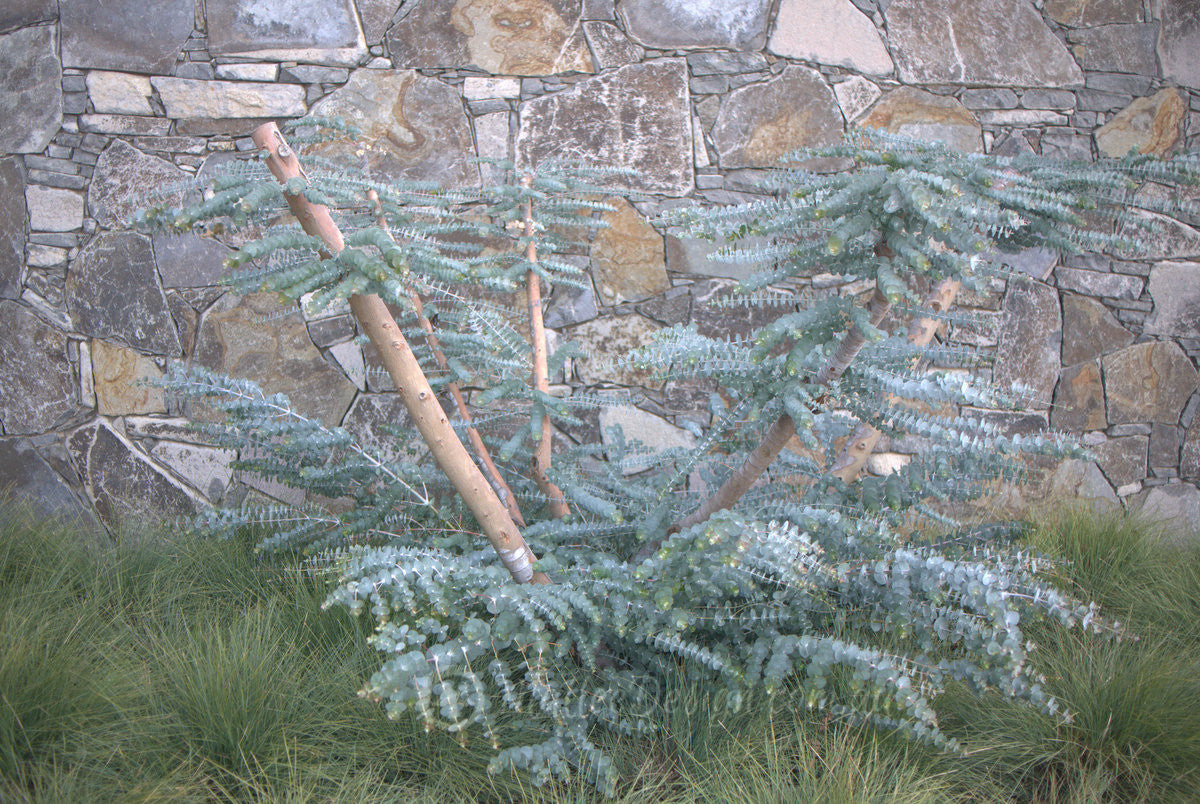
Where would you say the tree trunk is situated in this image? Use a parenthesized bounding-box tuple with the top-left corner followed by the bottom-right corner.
(251, 122, 548, 584)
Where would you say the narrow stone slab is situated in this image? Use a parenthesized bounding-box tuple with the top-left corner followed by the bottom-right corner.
(152, 78, 308, 119)
(993, 280, 1061, 409)
(885, 0, 1082, 87)
(0, 301, 88, 435)
(0, 0, 56, 33)
(1183, 417, 1200, 480)
(599, 404, 696, 475)
(1071, 23, 1158, 75)
(1061, 294, 1133, 365)
(206, 0, 367, 65)
(89, 141, 191, 230)
(1044, 0, 1142, 26)
(86, 71, 154, 115)
(309, 69, 479, 187)
(0, 158, 24, 299)
(387, 0, 593, 74)
(1052, 360, 1106, 431)
(1103, 341, 1198, 425)
(618, 0, 771, 50)
(68, 421, 197, 531)
(67, 233, 181, 356)
(770, 0, 893, 76)
(194, 292, 357, 428)
(591, 199, 667, 304)
(1158, 0, 1200, 90)
(60, 0, 193, 73)
(1056, 267, 1142, 299)
(1146, 261, 1200, 338)
(859, 87, 982, 153)
(517, 59, 692, 196)
(1095, 89, 1188, 158)
(711, 66, 842, 169)
(91, 339, 166, 416)
(0, 25, 62, 154)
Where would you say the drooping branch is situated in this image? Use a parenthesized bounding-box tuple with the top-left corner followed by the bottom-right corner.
(250, 122, 547, 584)
(829, 278, 961, 483)
(367, 190, 527, 527)
(521, 175, 571, 519)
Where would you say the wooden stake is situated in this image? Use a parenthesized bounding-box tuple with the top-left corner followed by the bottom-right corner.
(250, 122, 548, 584)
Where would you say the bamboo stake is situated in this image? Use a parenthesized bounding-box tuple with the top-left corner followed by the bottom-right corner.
(366, 190, 527, 527)
(521, 175, 571, 519)
(250, 122, 548, 584)
(829, 278, 961, 483)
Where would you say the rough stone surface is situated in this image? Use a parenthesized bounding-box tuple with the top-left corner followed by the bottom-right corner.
(86, 71, 154, 115)
(149, 441, 235, 502)
(599, 404, 696, 474)
(1046, 458, 1119, 510)
(993, 280, 1061, 409)
(568, 314, 662, 386)
(0, 302, 87, 435)
(68, 421, 196, 530)
(665, 232, 763, 281)
(309, 69, 479, 187)
(591, 199, 667, 304)
(545, 273, 599, 328)
(1044, 0, 1142, 26)
(67, 233, 180, 355)
(618, 0, 771, 50)
(1061, 293, 1133, 365)
(207, 0, 366, 63)
(0, 158, 24, 299)
(1146, 261, 1200, 338)
(387, 0, 593, 74)
(1133, 482, 1200, 543)
(1116, 211, 1200, 261)
(153, 234, 234, 288)
(1096, 89, 1188, 157)
(358, 0, 403, 43)
(0, 26, 62, 154)
(692, 279, 787, 339)
(0, 0, 56, 33)
(91, 339, 165, 416)
(1071, 23, 1158, 75)
(1150, 422, 1182, 467)
(712, 66, 842, 169)
(859, 87, 982, 153)
(517, 59, 692, 196)
(195, 292, 357, 427)
(769, 0, 893, 75)
(583, 21, 644, 70)
(1183, 417, 1200, 480)
(885, 0, 1083, 87)
(340, 393, 418, 462)
(60, 0, 192, 73)
(833, 76, 882, 123)
(1093, 435, 1147, 487)
(25, 187, 83, 232)
(151, 78, 308, 119)
(0, 439, 94, 525)
(1158, 0, 1200, 90)
(1056, 267, 1141, 299)
(1103, 341, 1198, 424)
(89, 140, 190, 230)
(1051, 360, 1107, 431)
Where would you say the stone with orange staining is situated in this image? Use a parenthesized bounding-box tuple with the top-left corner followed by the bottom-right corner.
(859, 86, 982, 153)
(591, 199, 667, 305)
(1096, 89, 1188, 158)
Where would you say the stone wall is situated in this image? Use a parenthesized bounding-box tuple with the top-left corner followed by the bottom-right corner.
(2, 0, 1199, 531)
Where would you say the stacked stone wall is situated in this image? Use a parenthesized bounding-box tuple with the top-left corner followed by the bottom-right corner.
(2, 0, 1199, 530)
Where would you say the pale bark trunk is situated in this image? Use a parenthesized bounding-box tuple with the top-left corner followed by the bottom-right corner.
(251, 122, 548, 584)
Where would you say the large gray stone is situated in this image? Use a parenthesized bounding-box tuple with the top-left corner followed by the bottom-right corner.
(692, 279, 789, 340)
(1158, 0, 1200, 90)
(0, 302, 88, 435)
(153, 233, 234, 288)
(859, 87, 982, 153)
(1103, 341, 1198, 424)
(665, 231, 764, 281)
(358, 0, 403, 44)
(599, 404, 696, 474)
(567, 314, 662, 386)
(206, 0, 366, 64)
(517, 59, 692, 196)
(1044, 0, 1142, 26)
(149, 441, 235, 502)
(89, 140, 190, 230)
(0, 439, 95, 526)
(1061, 294, 1133, 365)
(340, 393, 420, 462)
(309, 69, 479, 187)
(67, 233, 181, 356)
(0, 26, 61, 154)
(1056, 267, 1142, 299)
(1092, 435, 1147, 488)
(0, 158, 24, 299)
(884, 0, 1082, 87)
(583, 21, 644, 70)
(993, 280, 1061, 409)
(0, 0, 56, 33)
(769, 0, 893, 76)
(1146, 262, 1200, 338)
(711, 66, 843, 169)
(544, 271, 599, 329)
(1045, 458, 1119, 510)
(1071, 23, 1158, 75)
(1132, 483, 1200, 545)
(60, 0, 193, 73)
(67, 421, 197, 531)
(1116, 210, 1200, 260)
(26, 187, 84, 233)
(194, 292, 357, 428)
(618, 0, 771, 50)
(1051, 360, 1107, 431)
(387, 0, 593, 74)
